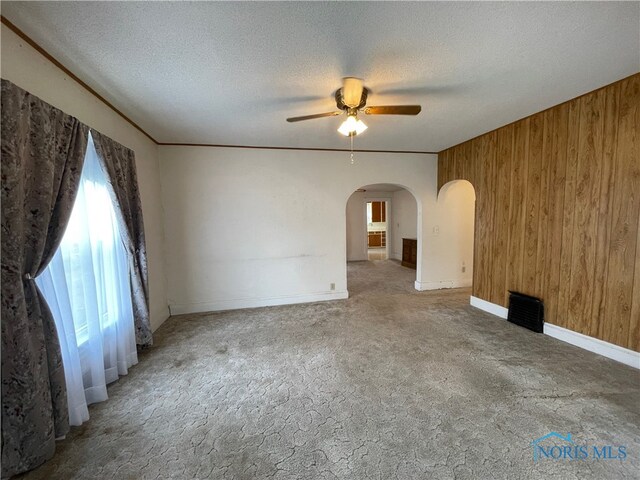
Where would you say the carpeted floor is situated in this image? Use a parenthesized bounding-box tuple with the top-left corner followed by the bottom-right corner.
(21, 260, 640, 479)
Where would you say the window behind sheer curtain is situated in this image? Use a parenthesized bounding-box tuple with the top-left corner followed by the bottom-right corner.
(36, 133, 138, 426)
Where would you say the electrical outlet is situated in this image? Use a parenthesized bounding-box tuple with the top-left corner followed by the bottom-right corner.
(330, 283, 335, 291)
(433, 225, 440, 235)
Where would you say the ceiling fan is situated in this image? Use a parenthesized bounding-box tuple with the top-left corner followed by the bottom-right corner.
(286, 77, 421, 136)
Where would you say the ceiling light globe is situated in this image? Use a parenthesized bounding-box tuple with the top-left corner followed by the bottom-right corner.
(338, 114, 363, 136)
(354, 119, 368, 135)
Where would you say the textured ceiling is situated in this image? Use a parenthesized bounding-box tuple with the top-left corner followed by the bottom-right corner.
(2, 2, 639, 152)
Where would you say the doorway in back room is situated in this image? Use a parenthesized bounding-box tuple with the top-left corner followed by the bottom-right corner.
(366, 200, 387, 260)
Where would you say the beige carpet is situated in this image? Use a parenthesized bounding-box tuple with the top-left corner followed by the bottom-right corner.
(21, 260, 640, 479)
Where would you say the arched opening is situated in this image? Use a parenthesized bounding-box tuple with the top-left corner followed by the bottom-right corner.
(436, 179, 476, 291)
(345, 184, 419, 296)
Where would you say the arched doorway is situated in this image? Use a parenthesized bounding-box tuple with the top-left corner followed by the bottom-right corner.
(345, 184, 419, 296)
(436, 179, 476, 290)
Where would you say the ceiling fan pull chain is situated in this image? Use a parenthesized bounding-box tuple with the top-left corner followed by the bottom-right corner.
(350, 134, 355, 165)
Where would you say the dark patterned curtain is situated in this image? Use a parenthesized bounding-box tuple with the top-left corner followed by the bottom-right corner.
(1, 80, 89, 477)
(91, 130, 152, 346)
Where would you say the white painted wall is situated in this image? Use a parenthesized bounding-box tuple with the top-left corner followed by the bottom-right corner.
(159, 146, 477, 313)
(159, 147, 445, 312)
(390, 190, 418, 261)
(1, 26, 169, 330)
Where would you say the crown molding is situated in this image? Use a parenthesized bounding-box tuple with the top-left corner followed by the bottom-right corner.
(1, 15, 158, 143)
(157, 142, 437, 154)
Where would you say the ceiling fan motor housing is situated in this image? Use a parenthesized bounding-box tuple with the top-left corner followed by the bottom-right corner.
(335, 87, 369, 111)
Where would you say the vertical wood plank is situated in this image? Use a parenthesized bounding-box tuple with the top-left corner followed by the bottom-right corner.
(442, 148, 451, 187)
(471, 137, 483, 188)
(491, 125, 514, 306)
(543, 102, 569, 328)
(522, 112, 544, 295)
(461, 140, 472, 183)
(472, 139, 486, 299)
(505, 118, 530, 295)
(566, 90, 605, 335)
(443, 149, 451, 189)
(451, 145, 460, 181)
(471, 138, 482, 298)
(556, 98, 581, 329)
(591, 83, 620, 339)
(534, 109, 554, 297)
(476, 132, 497, 301)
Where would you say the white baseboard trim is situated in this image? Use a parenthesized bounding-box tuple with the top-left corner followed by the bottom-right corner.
(415, 279, 473, 291)
(470, 295, 508, 318)
(543, 323, 640, 369)
(469, 296, 640, 369)
(170, 290, 349, 315)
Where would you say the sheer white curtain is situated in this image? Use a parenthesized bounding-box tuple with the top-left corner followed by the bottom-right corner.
(36, 133, 138, 426)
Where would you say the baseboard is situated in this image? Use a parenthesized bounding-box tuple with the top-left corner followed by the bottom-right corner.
(469, 296, 640, 369)
(543, 323, 640, 369)
(470, 295, 508, 318)
(169, 290, 349, 315)
(415, 279, 473, 291)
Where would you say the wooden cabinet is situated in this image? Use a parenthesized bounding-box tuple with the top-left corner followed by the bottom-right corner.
(368, 231, 386, 247)
(371, 201, 386, 222)
(402, 238, 417, 269)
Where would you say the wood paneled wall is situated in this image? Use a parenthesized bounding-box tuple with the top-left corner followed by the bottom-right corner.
(438, 73, 640, 352)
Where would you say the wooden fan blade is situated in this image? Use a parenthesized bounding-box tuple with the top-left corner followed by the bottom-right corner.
(286, 111, 342, 122)
(342, 77, 364, 108)
(363, 105, 422, 115)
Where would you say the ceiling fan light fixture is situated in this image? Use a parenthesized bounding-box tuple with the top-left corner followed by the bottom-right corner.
(354, 118, 368, 135)
(338, 114, 367, 136)
(337, 114, 357, 136)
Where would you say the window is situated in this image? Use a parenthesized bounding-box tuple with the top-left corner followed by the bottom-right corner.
(36, 133, 138, 425)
